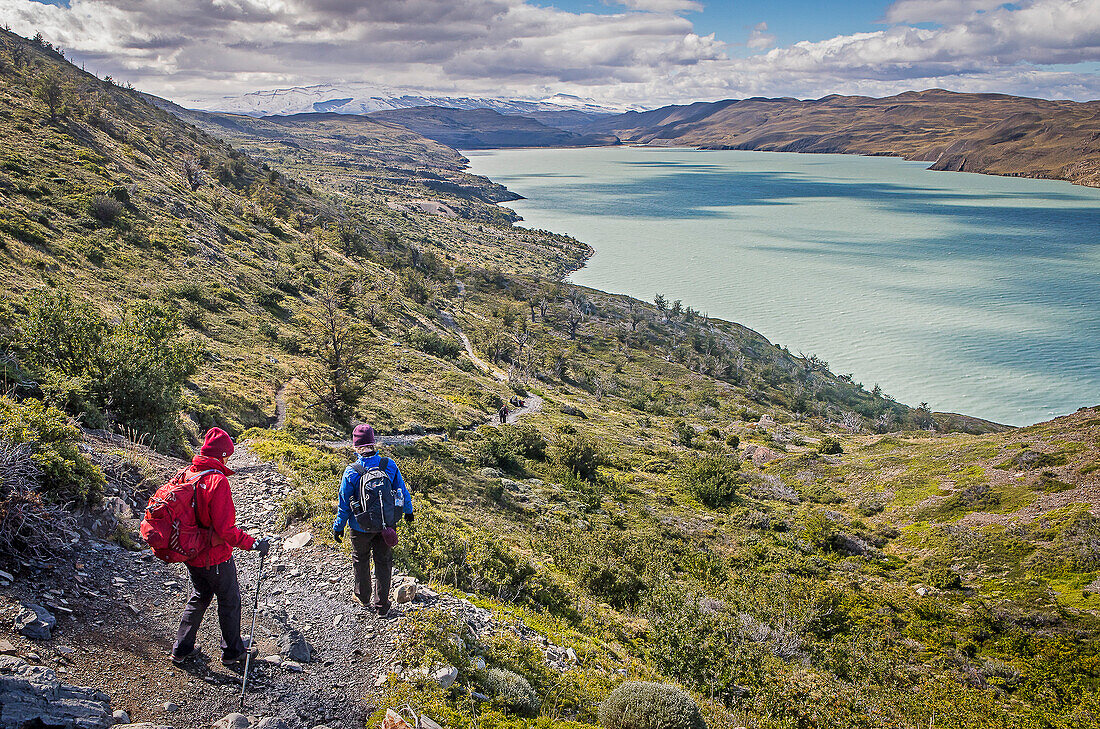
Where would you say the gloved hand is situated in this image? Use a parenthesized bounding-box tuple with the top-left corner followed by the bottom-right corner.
(404, 513, 414, 524)
(332, 527, 344, 543)
(253, 538, 271, 556)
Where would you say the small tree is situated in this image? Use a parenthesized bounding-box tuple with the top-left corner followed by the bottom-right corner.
(33, 71, 70, 123)
(298, 277, 375, 423)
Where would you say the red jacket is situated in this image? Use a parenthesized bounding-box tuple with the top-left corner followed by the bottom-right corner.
(186, 455, 255, 568)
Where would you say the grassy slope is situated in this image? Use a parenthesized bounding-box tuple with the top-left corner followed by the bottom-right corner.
(5, 28, 1100, 729)
(585, 89, 1100, 188)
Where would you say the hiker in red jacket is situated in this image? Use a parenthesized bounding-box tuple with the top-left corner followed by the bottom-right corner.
(170, 427, 270, 667)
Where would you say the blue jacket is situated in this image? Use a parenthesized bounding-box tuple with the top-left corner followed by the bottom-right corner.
(334, 454, 412, 533)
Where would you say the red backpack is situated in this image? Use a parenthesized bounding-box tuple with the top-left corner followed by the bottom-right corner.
(139, 468, 218, 563)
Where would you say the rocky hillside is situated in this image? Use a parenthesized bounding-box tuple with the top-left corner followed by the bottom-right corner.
(581, 89, 1100, 187)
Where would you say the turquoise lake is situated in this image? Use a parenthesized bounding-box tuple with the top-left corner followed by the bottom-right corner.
(465, 147, 1100, 426)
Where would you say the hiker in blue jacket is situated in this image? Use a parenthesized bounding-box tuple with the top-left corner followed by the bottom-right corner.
(332, 424, 413, 615)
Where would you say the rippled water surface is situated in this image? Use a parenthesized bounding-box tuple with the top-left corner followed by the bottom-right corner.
(466, 147, 1100, 425)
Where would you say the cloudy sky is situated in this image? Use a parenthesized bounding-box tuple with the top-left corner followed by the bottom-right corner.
(3, 0, 1100, 107)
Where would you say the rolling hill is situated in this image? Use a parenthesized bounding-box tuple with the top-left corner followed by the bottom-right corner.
(582, 89, 1100, 187)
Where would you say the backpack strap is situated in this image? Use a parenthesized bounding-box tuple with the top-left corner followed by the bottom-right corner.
(185, 469, 219, 528)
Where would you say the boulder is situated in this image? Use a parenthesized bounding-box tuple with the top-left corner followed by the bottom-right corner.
(14, 604, 56, 641)
(0, 654, 112, 728)
(283, 532, 312, 551)
(751, 447, 781, 467)
(114, 710, 132, 723)
(255, 720, 293, 729)
(431, 665, 459, 689)
(395, 582, 416, 604)
(277, 630, 312, 663)
(382, 709, 412, 729)
(214, 713, 250, 729)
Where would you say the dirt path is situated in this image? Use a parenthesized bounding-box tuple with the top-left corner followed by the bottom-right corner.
(0, 444, 419, 729)
(440, 310, 505, 383)
(273, 382, 289, 430)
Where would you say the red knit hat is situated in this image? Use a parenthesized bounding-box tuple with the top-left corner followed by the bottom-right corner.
(200, 427, 234, 459)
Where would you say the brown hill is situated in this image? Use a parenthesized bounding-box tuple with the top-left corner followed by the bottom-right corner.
(584, 89, 1100, 187)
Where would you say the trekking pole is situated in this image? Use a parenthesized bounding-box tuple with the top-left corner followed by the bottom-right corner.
(239, 550, 265, 710)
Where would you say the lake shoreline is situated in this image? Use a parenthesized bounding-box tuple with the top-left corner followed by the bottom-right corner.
(466, 147, 1100, 426)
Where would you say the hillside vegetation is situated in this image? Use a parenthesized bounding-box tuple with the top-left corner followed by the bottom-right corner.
(2, 28, 1100, 729)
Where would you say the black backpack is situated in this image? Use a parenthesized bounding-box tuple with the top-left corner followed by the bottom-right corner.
(350, 458, 396, 533)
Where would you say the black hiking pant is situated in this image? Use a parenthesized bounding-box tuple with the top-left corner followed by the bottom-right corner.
(173, 557, 245, 660)
(350, 530, 392, 613)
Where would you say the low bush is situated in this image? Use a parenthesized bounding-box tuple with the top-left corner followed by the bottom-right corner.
(88, 194, 123, 224)
(818, 436, 844, 455)
(471, 424, 547, 473)
(407, 328, 461, 360)
(0, 396, 104, 506)
(550, 431, 604, 482)
(599, 681, 706, 729)
(399, 458, 446, 500)
(678, 454, 740, 508)
(485, 668, 540, 716)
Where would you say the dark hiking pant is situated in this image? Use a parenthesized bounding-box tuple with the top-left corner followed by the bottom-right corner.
(350, 530, 392, 613)
(173, 557, 245, 660)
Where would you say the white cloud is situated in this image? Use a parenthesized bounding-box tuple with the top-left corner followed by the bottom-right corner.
(0, 0, 1097, 105)
(883, 0, 1013, 25)
(747, 21, 776, 49)
(611, 0, 704, 12)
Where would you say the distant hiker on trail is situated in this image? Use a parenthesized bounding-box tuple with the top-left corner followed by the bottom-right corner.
(169, 427, 270, 667)
(332, 424, 413, 616)
(499, 405, 509, 424)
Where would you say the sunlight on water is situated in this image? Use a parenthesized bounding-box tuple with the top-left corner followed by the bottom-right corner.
(466, 147, 1100, 426)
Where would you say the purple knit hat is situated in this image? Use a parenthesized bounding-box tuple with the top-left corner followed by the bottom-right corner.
(352, 424, 376, 449)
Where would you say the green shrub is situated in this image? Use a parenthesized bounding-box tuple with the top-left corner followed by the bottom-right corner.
(0, 396, 104, 506)
(599, 681, 706, 729)
(818, 436, 843, 455)
(9, 291, 201, 450)
(88, 195, 123, 224)
(484, 668, 540, 716)
(472, 424, 548, 472)
(678, 453, 740, 508)
(550, 431, 604, 482)
(399, 458, 446, 499)
(407, 328, 461, 359)
(672, 419, 694, 448)
(927, 567, 963, 590)
(725, 433, 740, 448)
(0, 209, 48, 246)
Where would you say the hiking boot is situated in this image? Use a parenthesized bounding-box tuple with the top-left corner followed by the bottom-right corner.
(377, 607, 395, 619)
(169, 646, 199, 666)
(220, 648, 256, 667)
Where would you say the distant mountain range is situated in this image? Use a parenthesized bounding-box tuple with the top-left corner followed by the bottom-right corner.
(186, 85, 1100, 187)
(190, 82, 629, 117)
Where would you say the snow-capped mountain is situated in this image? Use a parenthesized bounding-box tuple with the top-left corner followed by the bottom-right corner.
(185, 83, 633, 117)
